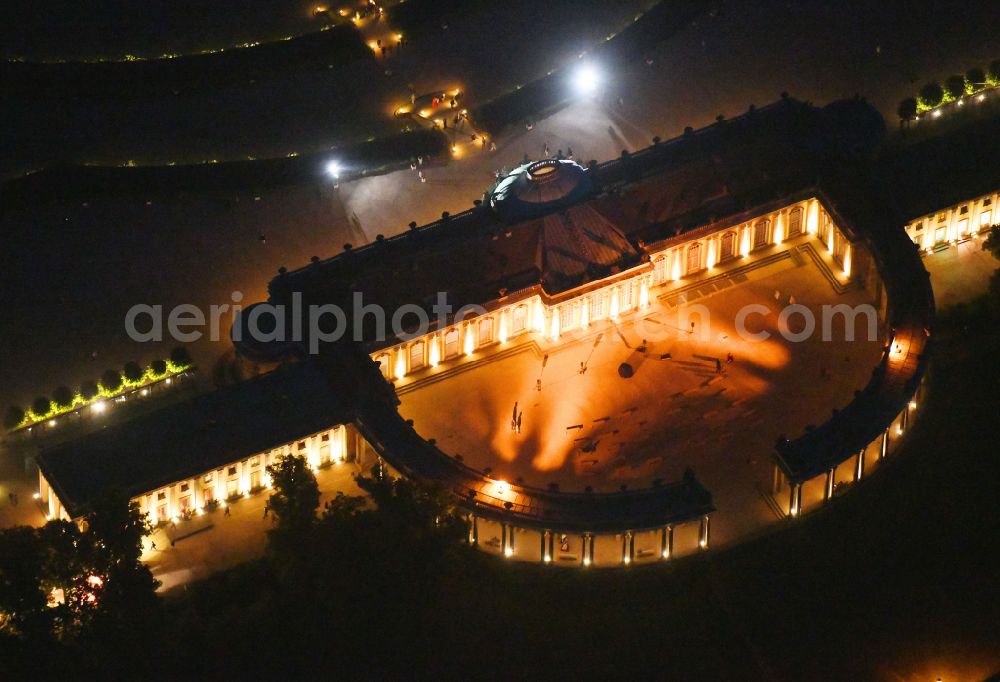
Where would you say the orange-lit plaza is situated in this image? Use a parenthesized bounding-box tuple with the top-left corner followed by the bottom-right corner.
(399, 244, 884, 545)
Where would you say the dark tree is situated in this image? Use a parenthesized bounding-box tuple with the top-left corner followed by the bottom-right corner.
(989, 59, 1000, 86)
(918, 82, 943, 109)
(897, 97, 917, 121)
(944, 74, 965, 100)
(80, 380, 100, 401)
(31, 396, 51, 417)
(966, 67, 986, 90)
(266, 455, 320, 544)
(984, 225, 1000, 261)
(52, 386, 75, 409)
(169, 346, 192, 368)
(0, 526, 48, 637)
(149, 359, 167, 376)
(123, 361, 144, 384)
(99, 369, 123, 394)
(3, 406, 25, 430)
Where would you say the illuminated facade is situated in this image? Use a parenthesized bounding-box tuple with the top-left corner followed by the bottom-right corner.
(36, 97, 935, 569)
(903, 189, 998, 251)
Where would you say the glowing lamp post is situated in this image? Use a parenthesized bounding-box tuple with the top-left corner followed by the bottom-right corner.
(571, 63, 601, 96)
(325, 160, 340, 180)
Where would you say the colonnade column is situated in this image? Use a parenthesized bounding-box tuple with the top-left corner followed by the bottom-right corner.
(621, 532, 635, 565)
(699, 516, 711, 550)
(901, 406, 909, 433)
(879, 428, 889, 460)
(772, 463, 783, 494)
(660, 525, 674, 560)
(468, 514, 478, 545)
(581, 534, 593, 566)
(824, 467, 835, 500)
(854, 448, 865, 482)
(788, 483, 802, 517)
(541, 531, 551, 563)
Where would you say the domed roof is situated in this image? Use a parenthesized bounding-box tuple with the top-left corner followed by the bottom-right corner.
(489, 159, 593, 221)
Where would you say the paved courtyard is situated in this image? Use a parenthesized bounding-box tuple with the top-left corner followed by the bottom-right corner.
(398, 242, 884, 544)
(142, 461, 365, 594)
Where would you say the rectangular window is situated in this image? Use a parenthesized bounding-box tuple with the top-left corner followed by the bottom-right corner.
(157, 491, 166, 501)
(559, 303, 579, 331)
(250, 456, 260, 467)
(228, 466, 237, 477)
(621, 282, 634, 309)
(444, 328, 460, 357)
(298, 441, 306, 451)
(960, 205, 968, 215)
(321, 433, 330, 442)
(180, 483, 189, 492)
(981, 211, 992, 227)
(512, 305, 527, 333)
(653, 257, 668, 282)
(589, 293, 604, 321)
(913, 221, 923, 232)
(203, 473, 212, 483)
(984, 197, 992, 207)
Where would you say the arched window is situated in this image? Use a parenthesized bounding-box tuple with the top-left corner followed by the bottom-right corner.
(686, 242, 702, 274)
(720, 231, 736, 260)
(444, 328, 460, 357)
(788, 207, 803, 237)
(478, 317, 494, 346)
(753, 219, 769, 247)
(409, 341, 425, 370)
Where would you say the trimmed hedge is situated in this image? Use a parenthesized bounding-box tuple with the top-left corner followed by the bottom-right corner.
(1, 24, 371, 100)
(0, 128, 447, 207)
(4, 350, 194, 431)
(901, 60, 1000, 117)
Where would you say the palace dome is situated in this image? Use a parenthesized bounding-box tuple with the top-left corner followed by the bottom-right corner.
(489, 159, 593, 221)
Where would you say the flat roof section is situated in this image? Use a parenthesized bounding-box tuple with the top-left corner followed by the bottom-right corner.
(36, 361, 351, 518)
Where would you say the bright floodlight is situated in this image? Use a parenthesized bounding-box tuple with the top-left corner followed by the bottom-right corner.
(325, 160, 340, 178)
(572, 64, 601, 95)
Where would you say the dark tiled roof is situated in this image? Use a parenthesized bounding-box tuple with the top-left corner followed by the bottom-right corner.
(266, 97, 882, 350)
(36, 362, 351, 517)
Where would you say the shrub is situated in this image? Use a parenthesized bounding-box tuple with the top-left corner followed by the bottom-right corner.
(99, 369, 123, 394)
(4, 406, 26, 430)
(966, 67, 986, 93)
(897, 98, 917, 121)
(52, 386, 75, 409)
(149, 359, 168, 377)
(80, 380, 100, 401)
(987, 59, 1000, 87)
(169, 346, 193, 368)
(31, 396, 52, 417)
(123, 361, 144, 383)
(943, 74, 965, 101)
(918, 82, 943, 109)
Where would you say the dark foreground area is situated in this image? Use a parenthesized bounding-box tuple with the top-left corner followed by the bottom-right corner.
(3, 287, 1000, 680)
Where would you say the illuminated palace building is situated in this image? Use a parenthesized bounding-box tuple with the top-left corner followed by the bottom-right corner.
(37, 98, 934, 566)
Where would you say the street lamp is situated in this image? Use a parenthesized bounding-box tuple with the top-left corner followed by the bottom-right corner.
(325, 160, 341, 179)
(571, 63, 601, 95)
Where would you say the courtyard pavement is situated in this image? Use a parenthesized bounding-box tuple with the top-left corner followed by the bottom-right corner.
(398, 239, 883, 545)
